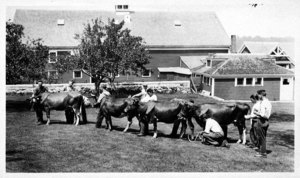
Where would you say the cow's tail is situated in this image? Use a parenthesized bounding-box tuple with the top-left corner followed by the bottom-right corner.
(81, 96, 87, 124)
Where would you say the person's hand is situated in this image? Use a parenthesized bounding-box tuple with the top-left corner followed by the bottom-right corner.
(244, 115, 250, 119)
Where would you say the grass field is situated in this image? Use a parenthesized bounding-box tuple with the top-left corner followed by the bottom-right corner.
(6, 93, 294, 172)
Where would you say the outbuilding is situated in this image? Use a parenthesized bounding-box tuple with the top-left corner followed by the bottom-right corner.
(193, 54, 294, 101)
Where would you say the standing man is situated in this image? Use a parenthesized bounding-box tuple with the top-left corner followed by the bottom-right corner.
(95, 85, 111, 107)
(64, 80, 76, 123)
(31, 80, 48, 125)
(244, 94, 261, 149)
(200, 117, 230, 148)
(253, 90, 272, 158)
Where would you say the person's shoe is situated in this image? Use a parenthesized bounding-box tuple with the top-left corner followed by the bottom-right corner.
(137, 133, 146, 137)
(221, 140, 230, 148)
(36, 121, 43, 125)
(254, 153, 267, 158)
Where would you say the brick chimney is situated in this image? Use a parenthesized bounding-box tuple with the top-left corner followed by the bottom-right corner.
(230, 35, 237, 53)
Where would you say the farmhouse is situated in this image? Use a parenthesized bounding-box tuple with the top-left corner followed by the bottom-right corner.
(13, 6, 231, 84)
(192, 54, 294, 101)
(238, 41, 295, 70)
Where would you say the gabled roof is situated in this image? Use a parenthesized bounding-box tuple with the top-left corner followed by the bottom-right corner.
(238, 41, 295, 59)
(194, 54, 294, 77)
(158, 67, 192, 75)
(13, 9, 230, 48)
(180, 56, 206, 69)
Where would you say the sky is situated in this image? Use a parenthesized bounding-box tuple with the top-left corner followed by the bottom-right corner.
(4, 0, 300, 38)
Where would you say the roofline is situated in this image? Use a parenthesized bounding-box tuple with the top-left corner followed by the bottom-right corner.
(210, 74, 294, 78)
(48, 45, 230, 50)
(147, 45, 230, 50)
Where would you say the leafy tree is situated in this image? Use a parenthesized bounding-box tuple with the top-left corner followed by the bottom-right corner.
(6, 21, 49, 84)
(54, 18, 150, 93)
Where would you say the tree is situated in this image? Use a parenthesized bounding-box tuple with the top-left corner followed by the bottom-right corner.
(6, 21, 49, 84)
(54, 18, 150, 93)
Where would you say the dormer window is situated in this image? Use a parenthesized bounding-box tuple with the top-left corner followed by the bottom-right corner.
(116, 5, 123, 9)
(57, 19, 65, 26)
(206, 59, 212, 67)
(115, 4, 129, 11)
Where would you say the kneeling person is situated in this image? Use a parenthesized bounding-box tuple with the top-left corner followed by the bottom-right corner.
(200, 118, 229, 148)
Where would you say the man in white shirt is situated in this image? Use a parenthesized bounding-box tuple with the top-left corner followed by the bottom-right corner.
(253, 90, 272, 158)
(132, 85, 148, 101)
(244, 94, 261, 148)
(95, 85, 111, 107)
(200, 118, 230, 148)
(141, 88, 157, 103)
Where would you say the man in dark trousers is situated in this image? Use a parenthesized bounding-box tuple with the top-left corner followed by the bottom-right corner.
(253, 90, 272, 158)
(31, 80, 48, 125)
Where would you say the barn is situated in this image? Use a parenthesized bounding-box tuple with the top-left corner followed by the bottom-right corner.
(192, 54, 295, 101)
(13, 6, 231, 84)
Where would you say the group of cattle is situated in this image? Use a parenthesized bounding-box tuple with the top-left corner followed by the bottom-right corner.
(30, 91, 251, 144)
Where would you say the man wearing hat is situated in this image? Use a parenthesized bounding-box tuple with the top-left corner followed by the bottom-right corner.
(253, 89, 272, 158)
(31, 80, 48, 125)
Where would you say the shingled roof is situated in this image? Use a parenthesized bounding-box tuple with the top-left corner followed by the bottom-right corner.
(13, 9, 230, 48)
(194, 54, 294, 77)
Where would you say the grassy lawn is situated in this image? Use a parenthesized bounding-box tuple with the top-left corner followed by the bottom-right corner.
(6, 93, 294, 172)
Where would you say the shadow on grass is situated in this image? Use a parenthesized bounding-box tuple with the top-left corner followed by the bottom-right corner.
(6, 150, 24, 162)
(270, 113, 294, 122)
(268, 129, 294, 149)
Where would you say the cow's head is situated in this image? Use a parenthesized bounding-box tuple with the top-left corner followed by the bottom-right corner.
(177, 101, 195, 120)
(124, 97, 140, 113)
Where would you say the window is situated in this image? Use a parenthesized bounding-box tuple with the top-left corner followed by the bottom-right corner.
(255, 78, 262, 85)
(283, 78, 290, 85)
(142, 69, 151, 77)
(206, 60, 212, 67)
(203, 76, 210, 86)
(48, 70, 58, 79)
(73, 70, 82, 79)
(49, 52, 57, 63)
(246, 78, 253, 85)
(57, 51, 71, 60)
(236, 78, 244, 86)
(123, 5, 128, 9)
(117, 5, 122, 9)
(236, 77, 264, 86)
(49, 50, 71, 63)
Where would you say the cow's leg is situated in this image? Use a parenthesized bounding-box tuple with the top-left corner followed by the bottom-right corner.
(123, 115, 133, 133)
(179, 120, 187, 139)
(45, 108, 51, 125)
(221, 125, 228, 140)
(138, 115, 147, 136)
(187, 118, 195, 139)
(170, 119, 180, 138)
(152, 119, 158, 138)
(107, 115, 113, 131)
(237, 126, 246, 144)
(95, 110, 104, 128)
(73, 108, 81, 126)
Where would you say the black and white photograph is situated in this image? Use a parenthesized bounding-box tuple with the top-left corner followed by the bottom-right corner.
(2, 0, 299, 177)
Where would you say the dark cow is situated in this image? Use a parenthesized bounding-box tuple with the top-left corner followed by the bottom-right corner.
(124, 98, 189, 138)
(31, 92, 87, 125)
(95, 96, 137, 132)
(178, 102, 250, 144)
